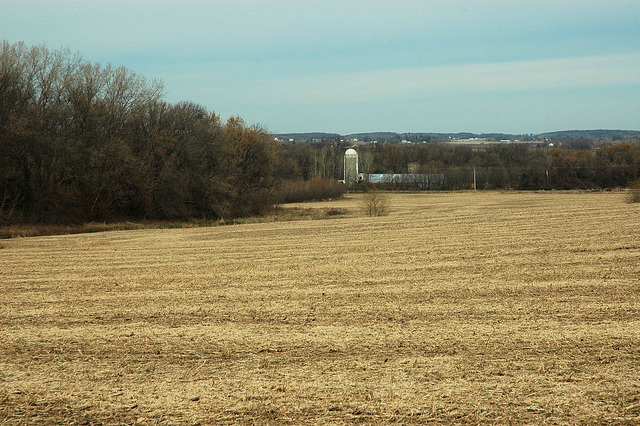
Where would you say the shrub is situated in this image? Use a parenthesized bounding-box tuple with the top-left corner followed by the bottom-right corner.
(626, 180, 640, 204)
(361, 190, 390, 217)
(274, 179, 345, 204)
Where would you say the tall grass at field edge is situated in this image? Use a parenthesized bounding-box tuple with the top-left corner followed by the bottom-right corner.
(0, 206, 349, 239)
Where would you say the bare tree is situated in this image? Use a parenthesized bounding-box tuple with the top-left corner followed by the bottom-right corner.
(360, 190, 390, 217)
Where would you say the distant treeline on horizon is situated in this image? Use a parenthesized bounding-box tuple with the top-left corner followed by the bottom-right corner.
(277, 129, 640, 143)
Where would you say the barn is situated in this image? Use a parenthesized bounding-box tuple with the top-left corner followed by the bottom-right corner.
(359, 173, 445, 189)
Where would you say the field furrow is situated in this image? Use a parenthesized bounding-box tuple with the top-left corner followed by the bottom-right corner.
(1, 191, 639, 424)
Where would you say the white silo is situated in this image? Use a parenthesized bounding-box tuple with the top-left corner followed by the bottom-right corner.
(344, 148, 359, 186)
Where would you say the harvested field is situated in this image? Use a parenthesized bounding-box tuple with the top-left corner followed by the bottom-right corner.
(1, 191, 639, 424)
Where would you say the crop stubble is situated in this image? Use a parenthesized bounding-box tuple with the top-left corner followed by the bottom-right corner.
(1, 192, 639, 424)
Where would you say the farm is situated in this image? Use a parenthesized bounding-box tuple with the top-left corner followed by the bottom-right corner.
(1, 191, 639, 424)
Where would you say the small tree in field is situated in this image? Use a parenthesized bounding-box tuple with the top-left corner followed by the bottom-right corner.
(626, 180, 640, 204)
(361, 190, 390, 217)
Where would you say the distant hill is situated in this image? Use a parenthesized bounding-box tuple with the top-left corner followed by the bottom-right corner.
(276, 133, 340, 141)
(344, 132, 399, 140)
(277, 130, 640, 143)
(278, 131, 533, 142)
(539, 130, 640, 139)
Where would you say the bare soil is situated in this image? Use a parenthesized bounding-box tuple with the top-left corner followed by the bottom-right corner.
(1, 192, 639, 424)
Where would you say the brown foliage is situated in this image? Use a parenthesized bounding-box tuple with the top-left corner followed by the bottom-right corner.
(0, 42, 278, 224)
(274, 178, 345, 204)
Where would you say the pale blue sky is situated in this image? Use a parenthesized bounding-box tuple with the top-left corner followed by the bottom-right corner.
(2, 0, 639, 134)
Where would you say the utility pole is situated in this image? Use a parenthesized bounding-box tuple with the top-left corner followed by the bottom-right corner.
(473, 167, 477, 192)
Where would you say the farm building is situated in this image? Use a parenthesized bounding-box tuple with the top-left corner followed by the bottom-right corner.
(343, 148, 359, 187)
(344, 148, 444, 189)
(358, 173, 445, 189)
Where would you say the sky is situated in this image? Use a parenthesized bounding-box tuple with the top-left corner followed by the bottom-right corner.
(2, 0, 639, 134)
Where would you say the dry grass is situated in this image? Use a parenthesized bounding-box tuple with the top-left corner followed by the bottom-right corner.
(1, 191, 639, 424)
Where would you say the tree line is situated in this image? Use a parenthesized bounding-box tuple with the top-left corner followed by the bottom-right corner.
(277, 139, 640, 190)
(1, 41, 278, 224)
(2, 41, 639, 225)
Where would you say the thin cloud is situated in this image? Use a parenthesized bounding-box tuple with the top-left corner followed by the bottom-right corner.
(4, 0, 638, 132)
(202, 53, 640, 107)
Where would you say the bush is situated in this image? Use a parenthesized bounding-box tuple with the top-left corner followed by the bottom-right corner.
(274, 179, 345, 204)
(626, 180, 640, 204)
(361, 190, 390, 217)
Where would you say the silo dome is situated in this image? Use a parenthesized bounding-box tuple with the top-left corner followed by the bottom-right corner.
(345, 148, 357, 156)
